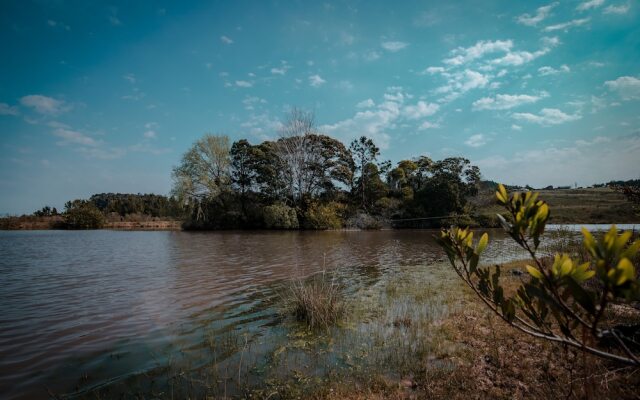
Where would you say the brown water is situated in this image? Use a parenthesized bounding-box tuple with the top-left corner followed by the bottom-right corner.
(0, 229, 537, 399)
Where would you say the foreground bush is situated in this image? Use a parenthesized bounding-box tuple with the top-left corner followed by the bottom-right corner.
(284, 271, 344, 329)
(437, 184, 640, 366)
(263, 203, 299, 229)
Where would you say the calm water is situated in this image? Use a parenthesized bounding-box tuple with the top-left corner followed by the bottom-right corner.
(0, 226, 631, 399)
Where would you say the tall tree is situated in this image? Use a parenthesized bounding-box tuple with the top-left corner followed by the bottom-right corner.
(172, 134, 231, 203)
(349, 136, 385, 209)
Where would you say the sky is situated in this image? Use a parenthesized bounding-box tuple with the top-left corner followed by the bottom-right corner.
(1, 0, 639, 214)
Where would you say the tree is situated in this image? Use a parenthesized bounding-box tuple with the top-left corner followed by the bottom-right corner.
(172, 134, 231, 204)
(273, 109, 354, 205)
(437, 184, 640, 366)
(349, 136, 388, 210)
(63, 200, 105, 229)
(230, 139, 259, 216)
(275, 108, 316, 203)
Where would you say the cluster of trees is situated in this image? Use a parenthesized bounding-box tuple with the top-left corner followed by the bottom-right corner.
(88, 193, 184, 218)
(172, 109, 481, 230)
(18, 194, 184, 230)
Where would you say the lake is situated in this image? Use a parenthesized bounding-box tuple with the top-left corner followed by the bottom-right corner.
(0, 226, 635, 399)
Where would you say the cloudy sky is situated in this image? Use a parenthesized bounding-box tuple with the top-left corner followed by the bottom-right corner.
(1, 1, 639, 214)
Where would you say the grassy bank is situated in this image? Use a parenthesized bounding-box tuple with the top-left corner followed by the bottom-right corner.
(472, 187, 640, 226)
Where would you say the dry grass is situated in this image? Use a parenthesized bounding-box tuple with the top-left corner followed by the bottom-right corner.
(284, 271, 345, 330)
(472, 187, 640, 225)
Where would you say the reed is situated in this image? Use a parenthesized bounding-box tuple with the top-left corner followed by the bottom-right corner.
(284, 270, 344, 330)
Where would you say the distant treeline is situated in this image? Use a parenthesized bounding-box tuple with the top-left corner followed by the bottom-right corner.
(87, 193, 183, 218)
(596, 179, 640, 188)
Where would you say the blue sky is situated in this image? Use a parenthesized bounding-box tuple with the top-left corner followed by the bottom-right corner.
(1, 0, 639, 214)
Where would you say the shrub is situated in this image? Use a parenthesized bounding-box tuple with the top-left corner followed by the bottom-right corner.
(436, 184, 640, 366)
(63, 200, 105, 229)
(284, 271, 344, 330)
(304, 202, 343, 230)
(263, 203, 299, 229)
(346, 211, 383, 230)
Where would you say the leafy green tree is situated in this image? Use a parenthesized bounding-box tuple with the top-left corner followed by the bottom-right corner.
(172, 134, 231, 204)
(63, 200, 105, 229)
(437, 184, 640, 366)
(349, 136, 389, 210)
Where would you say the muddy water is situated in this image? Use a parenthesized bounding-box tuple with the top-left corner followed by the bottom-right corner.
(0, 228, 560, 399)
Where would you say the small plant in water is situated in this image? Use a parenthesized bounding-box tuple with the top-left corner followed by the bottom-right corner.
(284, 270, 344, 330)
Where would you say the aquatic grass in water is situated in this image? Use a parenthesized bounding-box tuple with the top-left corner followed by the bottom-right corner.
(283, 270, 345, 330)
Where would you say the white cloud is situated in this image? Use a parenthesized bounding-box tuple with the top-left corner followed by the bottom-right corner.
(444, 40, 513, 66)
(381, 41, 409, 52)
(240, 114, 283, 139)
(322, 87, 442, 148)
(541, 36, 561, 47)
(235, 80, 253, 88)
(363, 51, 381, 61)
(309, 74, 326, 87)
(422, 66, 446, 75)
(336, 80, 354, 90)
(320, 87, 406, 149)
(242, 96, 267, 110)
(512, 108, 581, 125)
(108, 15, 121, 26)
(538, 64, 571, 76)
(418, 121, 440, 130)
(121, 88, 145, 101)
(356, 99, 375, 108)
(577, 0, 605, 11)
(544, 18, 590, 32)
(472, 92, 548, 111)
(435, 69, 490, 102)
(53, 128, 98, 146)
(402, 101, 439, 119)
(123, 73, 136, 83)
(0, 103, 19, 116)
(604, 3, 631, 14)
(220, 35, 233, 44)
(465, 134, 488, 147)
(575, 136, 611, 146)
(143, 130, 157, 139)
(20, 95, 71, 115)
(271, 67, 287, 75)
(511, 124, 522, 131)
(47, 19, 70, 31)
(604, 76, 640, 100)
(490, 48, 548, 66)
(517, 3, 558, 26)
(339, 32, 355, 45)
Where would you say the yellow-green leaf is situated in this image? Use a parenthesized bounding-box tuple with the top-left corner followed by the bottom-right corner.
(615, 258, 635, 286)
(477, 232, 489, 254)
(526, 265, 544, 280)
